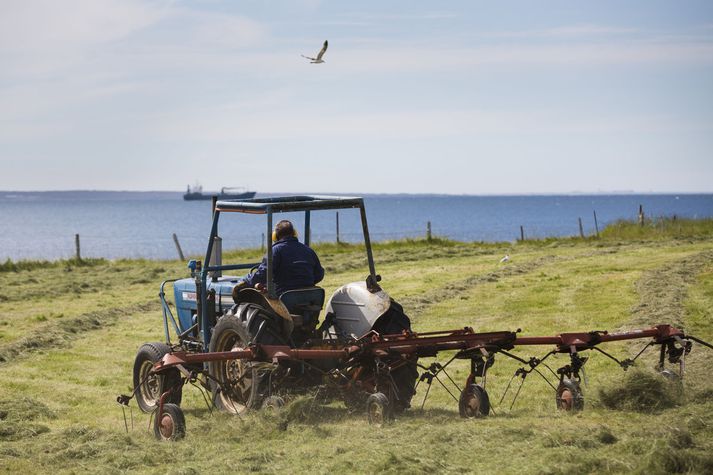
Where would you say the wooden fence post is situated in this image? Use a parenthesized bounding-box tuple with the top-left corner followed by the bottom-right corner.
(638, 204, 645, 226)
(172, 233, 185, 261)
(426, 221, 432, 241)
(261, 233, 265, 252)
(520, 225, 525, 242)
(75, 234, 81, 261)
(578, 217, 585, 239)
(593, 210, 600, 237)
(336, 212, 340, 244)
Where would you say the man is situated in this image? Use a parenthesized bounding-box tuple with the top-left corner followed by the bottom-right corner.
(238, 220, 324, 296)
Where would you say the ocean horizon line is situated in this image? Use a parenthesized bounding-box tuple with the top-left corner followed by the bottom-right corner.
(2, 189, 712, 197)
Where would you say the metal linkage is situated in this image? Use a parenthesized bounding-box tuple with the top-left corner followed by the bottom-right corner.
(128, 323, 712, 427)
(416, 360, 462, 409)
(497, 350, 560, 410)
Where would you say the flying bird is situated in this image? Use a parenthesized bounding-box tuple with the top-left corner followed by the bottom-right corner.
(302, 40, 328, 63)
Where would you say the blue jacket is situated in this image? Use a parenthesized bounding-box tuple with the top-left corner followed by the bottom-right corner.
(243, 237, 324, 295)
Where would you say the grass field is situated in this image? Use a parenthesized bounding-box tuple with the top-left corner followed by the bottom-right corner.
(1, 220, 712, 474)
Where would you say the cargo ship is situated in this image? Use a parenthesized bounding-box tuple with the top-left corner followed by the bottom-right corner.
(183, 185, 256, 201)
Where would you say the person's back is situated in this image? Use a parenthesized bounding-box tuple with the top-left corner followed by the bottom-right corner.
(240, 220, 324, 296)
(270, 235, 323, 295)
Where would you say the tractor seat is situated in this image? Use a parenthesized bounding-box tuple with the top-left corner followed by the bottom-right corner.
(279, 287, 325, 329)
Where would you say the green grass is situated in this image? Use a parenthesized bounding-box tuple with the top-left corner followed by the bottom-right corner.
(0, 223, 712, 474)
(0, 257, 106, 273)
(600, 217, 713, 241)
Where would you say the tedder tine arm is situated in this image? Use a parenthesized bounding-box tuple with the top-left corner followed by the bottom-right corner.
(687, 335, 713, 351)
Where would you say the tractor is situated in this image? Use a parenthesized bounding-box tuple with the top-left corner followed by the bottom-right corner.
(123, 195, 712, 441)
(130, 196, 418, 439)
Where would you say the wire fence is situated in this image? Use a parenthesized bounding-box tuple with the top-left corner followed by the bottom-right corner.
(4, 195, 711, 261)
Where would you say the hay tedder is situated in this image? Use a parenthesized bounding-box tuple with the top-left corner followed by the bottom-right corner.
(117, 196, 713, 440)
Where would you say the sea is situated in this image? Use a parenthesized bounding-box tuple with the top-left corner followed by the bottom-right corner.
(0, 191, 711, 261)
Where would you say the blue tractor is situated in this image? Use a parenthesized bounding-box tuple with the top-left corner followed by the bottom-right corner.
(131, 196, 417, 437)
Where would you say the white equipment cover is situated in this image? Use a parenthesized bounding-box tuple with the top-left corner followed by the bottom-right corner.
(325, 281, 391, 338)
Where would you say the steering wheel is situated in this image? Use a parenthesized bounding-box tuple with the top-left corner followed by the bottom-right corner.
(249, 263, 261, 275)
(232, 263, 263, 302)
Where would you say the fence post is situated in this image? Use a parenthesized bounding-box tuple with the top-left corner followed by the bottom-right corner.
(336, 212, 340, 244)
(638, 204, 645, 226)
(593, 210, 600, 237)
(75, 234, 81, 261)
(519, 225, 525, 242)
(426, 221, 432, 241)
(578, 217, 585, 239)
(172, 233, 185, 261)
(261, 233, 265, 252)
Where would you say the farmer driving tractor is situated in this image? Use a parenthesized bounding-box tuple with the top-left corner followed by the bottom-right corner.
(234, 219, 324, 296)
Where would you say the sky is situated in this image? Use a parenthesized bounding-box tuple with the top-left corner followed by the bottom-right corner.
(1, 0, 712, 194)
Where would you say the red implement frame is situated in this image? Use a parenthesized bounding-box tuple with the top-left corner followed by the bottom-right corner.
(124, 322, 711, 437)
(153, 324, 687, 372)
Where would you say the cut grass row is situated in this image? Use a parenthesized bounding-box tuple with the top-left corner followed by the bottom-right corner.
(0, 222, 712, 474)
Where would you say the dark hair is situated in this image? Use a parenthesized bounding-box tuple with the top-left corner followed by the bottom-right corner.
(274, 220, 295, 241)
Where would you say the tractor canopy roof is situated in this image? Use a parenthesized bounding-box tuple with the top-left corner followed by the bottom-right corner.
(215, 195, 364, 214)
(203, 195, 380, 302)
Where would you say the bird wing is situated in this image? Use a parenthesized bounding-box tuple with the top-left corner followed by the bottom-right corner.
(316, 40, 328, 60)
(301, 54, 316, 60)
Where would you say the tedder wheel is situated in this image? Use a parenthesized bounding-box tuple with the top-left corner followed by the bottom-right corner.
(153, 403, 186, 441)
(459, 384, 490, 418)
(556, 379, 584, 411)
(660, 369, 681, 382)
(372, 300, 419, 413)
(209, 314, 271, 414)
(262, 396, 286, 412)
(366, 392, 391, 427)
(133, 342, 182, 413)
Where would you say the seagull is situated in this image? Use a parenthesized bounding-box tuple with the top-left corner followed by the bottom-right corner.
(499, 254, 510, 263)
(302, 40, 328, 64)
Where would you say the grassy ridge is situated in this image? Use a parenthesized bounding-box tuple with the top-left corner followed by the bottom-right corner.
(600, 217, 713, 241)
(0, 257, 106, 273)
(0, 221, 712, 474)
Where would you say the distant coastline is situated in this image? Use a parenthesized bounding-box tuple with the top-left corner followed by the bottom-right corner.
(2, 192, 712, 261)
(2, 190, 713, 198)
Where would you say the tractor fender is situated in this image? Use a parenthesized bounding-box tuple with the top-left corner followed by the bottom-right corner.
(325, 281, 391, 338)
(234, 288, 294, 337)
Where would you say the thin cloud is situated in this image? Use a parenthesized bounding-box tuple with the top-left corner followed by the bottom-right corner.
(149, 107, 713, 143)
(339, 11, 457, 21)
(321, 39, 713, 75)
(0, 0, 165, 51)
(485, 24, 641, 40)
(0, 1, 268, 78)
(315, 10, 457, 27)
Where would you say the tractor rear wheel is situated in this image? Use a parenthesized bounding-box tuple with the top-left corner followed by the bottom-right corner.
(133, 342, 182, 413)
(209, 312, 275, 414)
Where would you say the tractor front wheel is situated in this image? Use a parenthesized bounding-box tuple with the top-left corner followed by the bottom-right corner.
(133, 342, 182, 413)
